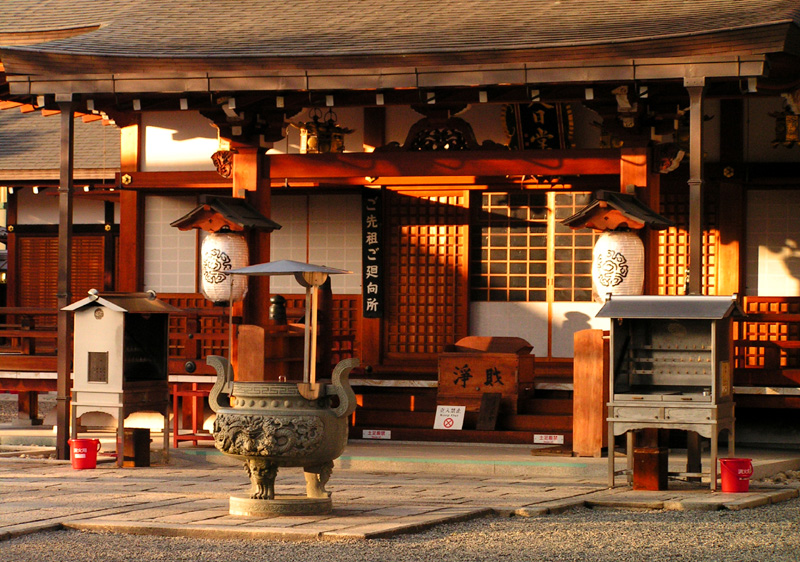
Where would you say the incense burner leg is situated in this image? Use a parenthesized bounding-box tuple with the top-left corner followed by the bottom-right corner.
(304, 461, 333, 498)
(244, 458, 278, 500)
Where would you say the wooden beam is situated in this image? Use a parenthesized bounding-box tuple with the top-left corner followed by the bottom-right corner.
(268, 149, 621, 179)
(117, 171, 231, 189)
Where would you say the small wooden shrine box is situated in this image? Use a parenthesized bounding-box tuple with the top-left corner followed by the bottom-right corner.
(437, 336, 535, 414)
(64, 290, 179, 467)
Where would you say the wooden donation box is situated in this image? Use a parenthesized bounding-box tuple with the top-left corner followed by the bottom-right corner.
(597, 295, 740, 491)
(65, 290, 179, 467)
(437, 337, 534, 415)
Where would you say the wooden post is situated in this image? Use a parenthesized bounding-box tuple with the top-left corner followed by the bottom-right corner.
(572, 329, 609, 457)
(686, 81, 705, 295)
(118, 119, 144, 292)
(620, 148, 660, 295)
(56, 99, 76, 460)
(235, 148, 271, 329)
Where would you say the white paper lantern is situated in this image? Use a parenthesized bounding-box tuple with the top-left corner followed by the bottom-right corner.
(201, 232, 249, 303)
(592, 230, 644, 302)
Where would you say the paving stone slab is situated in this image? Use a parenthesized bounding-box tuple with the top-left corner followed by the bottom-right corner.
(64, 521, 322, 540)
(322, 507, 492, 539)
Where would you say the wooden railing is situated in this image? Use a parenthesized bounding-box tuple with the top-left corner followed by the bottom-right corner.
(733, 296, 800, 407)
(0, 307, 59, 371)
(0, 293, 361, 377)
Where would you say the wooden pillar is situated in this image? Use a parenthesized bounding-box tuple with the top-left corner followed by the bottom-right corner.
(620, 148, 661, 295)
(118, 119, 144, 292)
(233, 148, 271, 330)
(717, 99, 745, 296)
(686, 81, 705, 295)
(5, 188, 17, 308)
(363, 107, 386, 151)
(103, 201, 116, 290)
(56, 99, 76, 460)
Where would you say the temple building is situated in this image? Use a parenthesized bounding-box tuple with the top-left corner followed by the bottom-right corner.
(1, 1, 800, 456)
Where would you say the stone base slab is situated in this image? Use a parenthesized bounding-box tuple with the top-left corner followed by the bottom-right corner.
(229, 495, 332, 516)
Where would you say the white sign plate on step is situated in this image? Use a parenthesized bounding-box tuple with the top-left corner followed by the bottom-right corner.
(362, 429, 392, 440)
(433, 405, 466, 430)
(534, 434, 565, 445)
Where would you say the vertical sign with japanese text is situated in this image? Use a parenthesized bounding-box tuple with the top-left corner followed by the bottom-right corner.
(362, 190, 383, 318)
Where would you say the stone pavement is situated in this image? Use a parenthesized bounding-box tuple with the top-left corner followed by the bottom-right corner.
(1, 438, 799, 541)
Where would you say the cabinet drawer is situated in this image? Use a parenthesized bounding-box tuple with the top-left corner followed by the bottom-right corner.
(664, 408, 713, 422)
(612, 406, 662, 420)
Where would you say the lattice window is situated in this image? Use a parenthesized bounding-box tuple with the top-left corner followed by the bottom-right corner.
(470, 191, 596, 303)
(385, 190, 469, 358)
(553, 192, 597, 302)
(657, 190, 718, 295)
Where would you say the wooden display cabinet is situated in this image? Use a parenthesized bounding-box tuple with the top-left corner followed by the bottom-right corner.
(598, 295, 742, 490)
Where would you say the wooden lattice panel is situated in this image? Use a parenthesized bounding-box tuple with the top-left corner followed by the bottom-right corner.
(17, 235, 106, 328)
(160, 294, 229, 359)
(282, 294, 360, 364)
(736, 297, 800, 369)
(385, 190, 469, 359)
(657, 190, 718, 295)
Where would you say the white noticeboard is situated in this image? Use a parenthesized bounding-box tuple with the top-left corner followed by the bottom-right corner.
(434, 405, 466, 430)
(362, 429, 392, 440)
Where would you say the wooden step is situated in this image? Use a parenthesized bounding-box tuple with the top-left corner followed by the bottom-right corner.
(523, 398, 573, 415)
(355, 392, 438, 411)
(350, 426, 572, 446)
(500, 414, 572, 433)
(353, 408, 573, 433)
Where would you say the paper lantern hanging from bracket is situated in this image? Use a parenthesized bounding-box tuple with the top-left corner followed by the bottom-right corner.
(592, 230, 644, 302)
(201, 231, 249, 303)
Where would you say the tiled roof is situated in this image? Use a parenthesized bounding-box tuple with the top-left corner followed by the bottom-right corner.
(0, 109, 120, 172)
(0, 0, 798, 59)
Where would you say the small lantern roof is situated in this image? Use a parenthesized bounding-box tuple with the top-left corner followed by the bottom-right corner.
(170, 196, 282, 233)
(562, 190, 673, 232)
(63, 290, 182, 314)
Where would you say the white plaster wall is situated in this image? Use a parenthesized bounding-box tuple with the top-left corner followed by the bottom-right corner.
(143, 195, 198, 293)
(470, 301, 609, 358)
(745, 189, 800, 296)
(469, 302, 549, 356)
(270, 193, 361, 294)
(550, 301, 609, 357)
(141, 111, 218, 171)
(15, 188, 108, 224)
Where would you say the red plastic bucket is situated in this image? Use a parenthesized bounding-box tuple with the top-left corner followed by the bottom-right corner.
(719, 458, 753, 492)
(68, 438, 101, 470)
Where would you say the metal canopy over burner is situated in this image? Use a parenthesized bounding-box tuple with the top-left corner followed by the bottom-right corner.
(596, 294, 744, 320)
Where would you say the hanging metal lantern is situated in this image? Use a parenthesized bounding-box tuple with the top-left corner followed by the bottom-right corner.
(201, 231, 249, 303)
(292, 109, 354, 154)
(592, 230, 644, 302)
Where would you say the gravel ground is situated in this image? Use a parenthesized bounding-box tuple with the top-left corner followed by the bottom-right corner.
(0, 392, 56, 424)
(2, 499, 800, 562)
